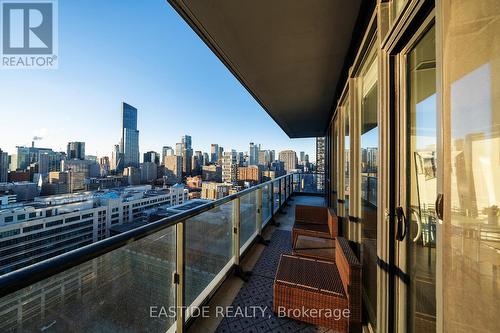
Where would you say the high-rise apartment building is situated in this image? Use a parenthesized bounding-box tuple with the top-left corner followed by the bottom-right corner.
(299, 151, 305, 162)
(202, 152, 210, 166)
(99, 157, 110, 177)
(111, 144, 120, 171)
(316, 137, 325, 191)
(62, 159, 100, 177)
(161, 146, 174, 165)
(143, 151, 160, 164)
(237, 152, 245, 167)
(258, 150, 272, 168)
(180, 135, 193, 175)
(164, 155, 182, 185)
(217, 146, 224, 164)
(66, 142, 85, 160)
(0, 149, 9, 182)
(10, 146, 62, 175)
(222, 150, 238, 184)
(210, 144, 219, 163)
(140, 162, 158, 183)
(316, 137, 325, 173)
(191, 151, 203, 175)
(175, 143, 182, 156)
(278, 150, 297, 173)
(248, 142, 259, 166)
(119, 103, 140, 170)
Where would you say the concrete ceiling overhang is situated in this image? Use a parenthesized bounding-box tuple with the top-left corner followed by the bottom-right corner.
(167, 0, 364, 138)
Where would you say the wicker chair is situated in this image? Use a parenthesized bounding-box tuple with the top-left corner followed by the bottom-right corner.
(273, 237, 361, 332)
(292, 205, 338, 248)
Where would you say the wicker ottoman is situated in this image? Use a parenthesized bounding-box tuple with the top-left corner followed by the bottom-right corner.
(273, 254, 349, 331)
(292, 234, 336, 262)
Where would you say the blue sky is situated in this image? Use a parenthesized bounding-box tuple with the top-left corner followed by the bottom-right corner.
(0, 0, 316, 161)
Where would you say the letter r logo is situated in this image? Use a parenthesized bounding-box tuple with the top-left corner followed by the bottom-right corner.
(2, 1, 53, 54)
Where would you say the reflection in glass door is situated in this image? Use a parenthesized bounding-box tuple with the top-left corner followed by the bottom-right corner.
(344, 101, 350, 219)
(359, 44, 378, 329)
(405, 25, 436, 332)
(331, 117, 339, 212)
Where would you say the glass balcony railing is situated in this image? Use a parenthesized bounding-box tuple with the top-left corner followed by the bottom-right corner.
(0, 173, 299, 333)
(292, 172, 325, 195)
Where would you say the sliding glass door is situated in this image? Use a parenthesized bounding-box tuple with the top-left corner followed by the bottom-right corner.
(358, 41, 379, 329)
(394, 21, 437, 333)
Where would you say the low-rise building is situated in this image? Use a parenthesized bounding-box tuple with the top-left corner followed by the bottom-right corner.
(0, 182, 39, 201)
(0, 184, 189, 275)
(186, 175, 202, 189)
(202, 165, 222, 182)
(237, 165, 262, 183)
(201, 182, 231, 200)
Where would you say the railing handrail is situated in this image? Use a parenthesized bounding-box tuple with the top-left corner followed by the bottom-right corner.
(0, 173, 295, 298)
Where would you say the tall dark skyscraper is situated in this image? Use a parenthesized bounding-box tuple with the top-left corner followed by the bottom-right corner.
(67, 142, 85, 160)
(210, 144, 219, 163)
(143, 151, 160, 164)
(181, 135, 193, 175)
(0, 148, 8, 182)
(120, 103, 140, 169)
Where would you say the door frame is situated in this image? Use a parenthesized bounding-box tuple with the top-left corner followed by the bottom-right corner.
(391, 11, 436, 333)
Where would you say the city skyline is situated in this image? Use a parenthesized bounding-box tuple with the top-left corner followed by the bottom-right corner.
(0, 100, 316, 164)
(0, 0, 316, 162)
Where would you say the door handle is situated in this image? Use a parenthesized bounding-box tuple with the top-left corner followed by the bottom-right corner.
(435, 193, 444, 221)
(410, 208, 422, 243)
(396, 206, 408, 241)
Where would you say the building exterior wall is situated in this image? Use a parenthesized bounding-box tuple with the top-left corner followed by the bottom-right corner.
(278, 150, 297, 173)
(0, 185, 188, 275)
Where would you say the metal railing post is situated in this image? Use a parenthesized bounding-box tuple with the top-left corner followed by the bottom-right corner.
(269, 181, 280, 226)
(278, 179, 282, 208)
(232, 197, 240, 266)
(278, 178, 286, 214)
(256, 187, 269, 245)
(287, 174, 294, 201)
(175, 221, 185, 333)
(256, 187, 263, 234)
(233, 197, 251, 281)
(270, 181, 275, 214)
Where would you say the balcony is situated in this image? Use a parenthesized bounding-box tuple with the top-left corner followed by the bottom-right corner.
(0, 173, 326, 333)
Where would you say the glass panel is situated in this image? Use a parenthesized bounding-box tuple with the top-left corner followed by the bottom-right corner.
(299, 173, 322, 194)
(344, 101, 351, 218)
(273, 181, 280, 213)
(185, 202, 233, 307)
(293, 174, 300, 192)
(262, 184, 271, 226)
(281, 178, 286, 201)
(407, 25, 436, 333)
(332, 119, 339, 211)
(443, 1, 500, 331)
(0, 226, 176, 332)
(359, 42, 378, 328)
(240, 191, 257, 251)
(288, 176, 291, 198)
